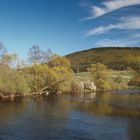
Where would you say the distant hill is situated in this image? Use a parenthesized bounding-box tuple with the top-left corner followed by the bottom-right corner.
(66, 47, 140, 72)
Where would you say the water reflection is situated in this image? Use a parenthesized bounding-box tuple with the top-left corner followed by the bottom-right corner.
(72, 92, 140, 118)
(0, 92, 140, 140)
(0, 99, 27, 123)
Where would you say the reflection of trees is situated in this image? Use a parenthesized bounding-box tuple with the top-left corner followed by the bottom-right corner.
(72, 93, 112, 115)
(0, 99, 28, 122)
(0, 95, 71, 124)
(0, 94, 140, 139)
(24, 95, 71, 132)
(72, 92, 140, 118)
(0, 96, 71, 139)
(31, 95, 71, 120)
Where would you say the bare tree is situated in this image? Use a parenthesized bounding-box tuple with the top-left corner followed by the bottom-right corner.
(42, 48, 53, 63)
(28, 45, 42, 64)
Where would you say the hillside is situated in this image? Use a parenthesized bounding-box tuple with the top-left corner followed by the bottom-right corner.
(66, 47, 140, 72)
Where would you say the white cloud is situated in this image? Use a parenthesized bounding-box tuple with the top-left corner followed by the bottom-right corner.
(86, 0, 140, 20)
(85, 24, 119, 37)
(96, 39, 140, 47)
(85, 16, 140, 37)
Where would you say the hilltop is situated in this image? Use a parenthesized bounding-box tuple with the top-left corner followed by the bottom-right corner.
(66, 47, 140, 72)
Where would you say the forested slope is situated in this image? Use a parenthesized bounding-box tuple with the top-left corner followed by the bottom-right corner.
(66, 47, 140, 72)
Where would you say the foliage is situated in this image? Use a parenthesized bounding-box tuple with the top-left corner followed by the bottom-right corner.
(87, 63, 110, 80)
(70, 80, 84, 94)
(128, 77, 140, 87)
(53, 66, 73, 92)
(66, 47, 140, 72)
(128, 71, 140, 87)
(114, 75, 123, 83)
(0, 65, 30, 96)
(48, 54, 71, 68)
(88, 63, 128, 91)
(25, 64, 49, 92)
(0, 53, 18, 68)
(87, 63, 111, 90)
(95, 79, 111, 91)
(26, 55, 74, 93)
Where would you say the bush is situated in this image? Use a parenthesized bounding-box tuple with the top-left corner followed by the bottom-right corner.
(0, 65, 30, 96)
(26, 56, 74, 94)
(114, 75, 122, 83)
(128, 76, 140, 87)
(87, 63, 111, 91)
(96, 79, 111, 91)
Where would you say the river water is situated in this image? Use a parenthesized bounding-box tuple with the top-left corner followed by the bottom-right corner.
(0, 91, 140, 140)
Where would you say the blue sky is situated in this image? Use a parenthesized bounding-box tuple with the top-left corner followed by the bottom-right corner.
(0, 0, 140, 59)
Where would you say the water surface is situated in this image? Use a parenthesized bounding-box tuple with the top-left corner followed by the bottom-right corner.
(0, 91, 140, 140)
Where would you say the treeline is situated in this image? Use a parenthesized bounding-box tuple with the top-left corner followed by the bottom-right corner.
(0, 44, 76, 99)
(66, 47, 140, 72)
(0, 45, 139, 99)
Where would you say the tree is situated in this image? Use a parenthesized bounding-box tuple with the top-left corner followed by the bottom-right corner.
(1, 53, 18, 68)
(48, 66, 74, 93)
(28, 45, 53, 64)
(48, 55, 71, 68)
(88, 63, 111, 91)
(16, 59, 28, 69)
(128, 70, 140, 87)
(88, 63, 110, 80)
(28, 45, 42, 64)
(41, 49, 53, 63)
(0, 65, 30, 96)
(26, 55, 74, 94)
(26, 64, 49, 92)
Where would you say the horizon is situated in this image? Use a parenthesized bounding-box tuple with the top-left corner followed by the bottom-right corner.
(0, 0, 140, 59)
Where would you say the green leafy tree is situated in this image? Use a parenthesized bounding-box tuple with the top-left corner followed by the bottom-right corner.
(128, 70, 140, 87)
(48, 55, 71, 68)
(26, 55, 74, 94)
(88, 63, 111, 91)
(0, 65, 30, 96)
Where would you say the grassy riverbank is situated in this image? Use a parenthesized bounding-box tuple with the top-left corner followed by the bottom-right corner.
(76, 70, 136, 90)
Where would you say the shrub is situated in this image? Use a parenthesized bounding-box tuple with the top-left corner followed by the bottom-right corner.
(26, 56, 74, 93)
(0, 65, 30, 96)
(128, 76, 140, 87)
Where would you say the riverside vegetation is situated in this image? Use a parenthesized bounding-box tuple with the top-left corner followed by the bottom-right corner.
(0, 45, 139, 100)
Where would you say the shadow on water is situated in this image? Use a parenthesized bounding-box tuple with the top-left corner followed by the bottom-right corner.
(0, 90, 140, 140)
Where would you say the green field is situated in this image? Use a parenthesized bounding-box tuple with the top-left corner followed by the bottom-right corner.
(76, 70, 133, 81)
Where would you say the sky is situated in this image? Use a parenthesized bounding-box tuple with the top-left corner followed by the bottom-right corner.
(0, 0, 140, 59)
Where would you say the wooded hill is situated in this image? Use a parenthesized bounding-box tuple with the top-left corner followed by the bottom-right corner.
(66, 47, 140, 72)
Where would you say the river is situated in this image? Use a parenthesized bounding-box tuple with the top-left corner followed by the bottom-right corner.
(0, 91, 140, 140)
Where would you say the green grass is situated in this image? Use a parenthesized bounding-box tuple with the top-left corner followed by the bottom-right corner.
(109, 70, 134, 81)
(76, 72, 92, 77)
(76, 70, 134, 82)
